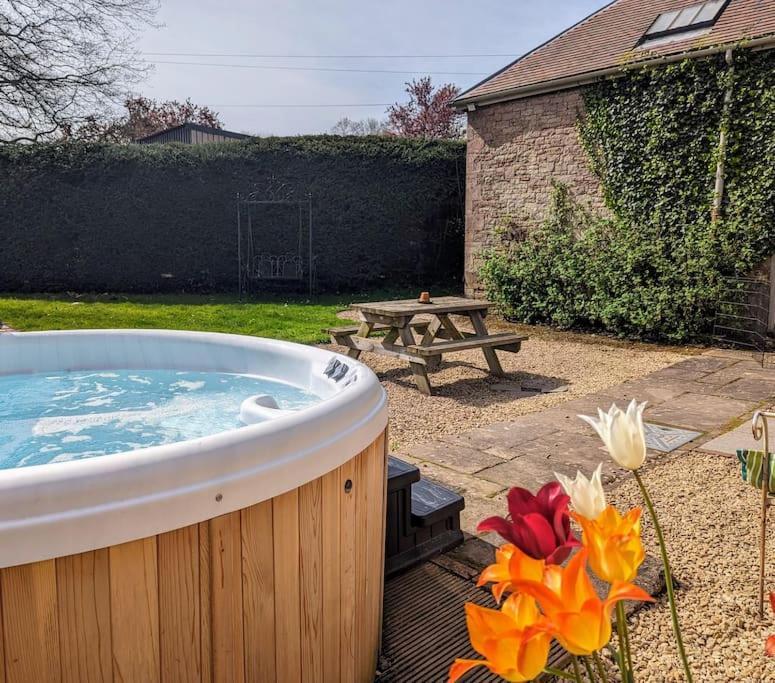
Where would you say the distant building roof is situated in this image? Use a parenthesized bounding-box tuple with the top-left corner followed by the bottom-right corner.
(454, 0, 775, 108)
(135, 122, 251, 144)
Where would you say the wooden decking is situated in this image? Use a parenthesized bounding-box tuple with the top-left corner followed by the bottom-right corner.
(377, 536, 665, 682)
(376, 537, 568, 682)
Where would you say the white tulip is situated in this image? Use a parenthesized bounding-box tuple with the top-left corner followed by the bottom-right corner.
(579, 400, 648, 470)
(555, 463, 607, 520)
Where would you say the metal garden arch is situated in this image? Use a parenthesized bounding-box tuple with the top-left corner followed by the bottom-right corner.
(236, 180, 314, 297)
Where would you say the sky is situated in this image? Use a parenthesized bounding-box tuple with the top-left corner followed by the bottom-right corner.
(136, 1, 608, 136)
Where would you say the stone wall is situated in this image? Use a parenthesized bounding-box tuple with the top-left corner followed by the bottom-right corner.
(464, 88, 606, 296)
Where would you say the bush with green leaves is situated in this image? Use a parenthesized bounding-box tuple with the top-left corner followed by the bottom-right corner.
(482, 49, 775, 342)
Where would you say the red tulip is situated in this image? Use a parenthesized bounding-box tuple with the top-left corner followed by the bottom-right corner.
(477, 482, 580, 565)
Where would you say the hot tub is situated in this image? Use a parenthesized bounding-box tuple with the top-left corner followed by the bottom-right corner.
(0, 330, 388, 683)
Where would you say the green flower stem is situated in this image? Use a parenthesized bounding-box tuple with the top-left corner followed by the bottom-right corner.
(593, 652, 609, 683)
(613, 607, 628, 683)
(583, 656, 597, 682)
(571, 656, 583, 682)
(634, 470, 693, 682)
(622, 604, 634, 676)
(616, 602, 633, 682)
(543, 666, 577, 681)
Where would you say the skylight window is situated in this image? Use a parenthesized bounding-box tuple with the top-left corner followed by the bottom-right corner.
(643, 0, 729, 41)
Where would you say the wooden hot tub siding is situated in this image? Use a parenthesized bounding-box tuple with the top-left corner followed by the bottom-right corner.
(0, 431, 387, 683)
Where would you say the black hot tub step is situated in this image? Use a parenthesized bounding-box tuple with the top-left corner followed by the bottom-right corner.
(410, 477, 465, 528)
(387, 455, 420, 493)
(384, 456, 466, 578)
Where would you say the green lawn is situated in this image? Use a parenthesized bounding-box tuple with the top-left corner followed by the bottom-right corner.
(0, 293, 359, 344)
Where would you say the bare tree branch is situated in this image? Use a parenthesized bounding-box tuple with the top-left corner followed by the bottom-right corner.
(0, 0, 159, 142)
(330, 117, 388, 136)
(68, 96, 224, 142)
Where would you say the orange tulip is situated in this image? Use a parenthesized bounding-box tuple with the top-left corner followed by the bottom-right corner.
(513, 549, 653, 656)
(766, 592, 775, 657)
(477, 543, 548, 603)
(573, 505, 645, 583)
(448, 593, 552, 683)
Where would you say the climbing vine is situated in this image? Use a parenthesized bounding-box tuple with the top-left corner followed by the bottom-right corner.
(481, 49, 775, 342)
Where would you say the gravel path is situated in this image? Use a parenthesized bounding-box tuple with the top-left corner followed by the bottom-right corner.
(604, 452, 775, 682)
(335, 314, 772, 680)
(326, 320, 690, 452)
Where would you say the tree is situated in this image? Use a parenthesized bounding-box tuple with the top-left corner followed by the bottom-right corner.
(330, 117, 388, 136)
(0, 0, 159, 143)
(123, 96, 222, 140)
(66, 96, 223, 142)
(387, 77, 464, 139)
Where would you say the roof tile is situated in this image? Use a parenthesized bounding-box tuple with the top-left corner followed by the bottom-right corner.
(456, 0, 775, 104)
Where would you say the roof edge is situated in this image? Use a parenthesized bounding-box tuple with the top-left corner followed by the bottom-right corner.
(135, 122, 250, 143)
(453, 0, 620, 106)
(453, 34, 775, 109)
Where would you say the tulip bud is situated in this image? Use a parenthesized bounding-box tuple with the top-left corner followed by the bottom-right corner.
(579, 400, 647, 471)
(555, 464, 606, 520)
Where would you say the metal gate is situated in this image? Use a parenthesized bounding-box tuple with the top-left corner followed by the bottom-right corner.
(712, 275, 772, 363)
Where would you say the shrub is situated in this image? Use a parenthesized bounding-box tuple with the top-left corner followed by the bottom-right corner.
(0, 136, 465, 293)
(482, 50, 775, 343)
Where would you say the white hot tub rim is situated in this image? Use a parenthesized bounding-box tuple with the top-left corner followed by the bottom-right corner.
(0, 329, 387, 567)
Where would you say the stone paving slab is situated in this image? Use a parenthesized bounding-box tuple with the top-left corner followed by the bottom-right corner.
(509, 397, 623, 436)
(438, 418, 561, 454)
(477, 452, 623, 495)
(663, 356, 739, 373)
(475, 455, 565, 494)
(644, 392, 756, 431)
(398, 350, 775, 535)
(698, 421, 764, 456)
(696, 361, 768, 386)
(540, 393, 624, 419)
(707, 376, 775, 402)
(406, 441, 505, 475)
(399, 455, 507, 499)
(605, 377, 709, 405)
(477, 432, 616, 491)
(645, 365, 713, 382)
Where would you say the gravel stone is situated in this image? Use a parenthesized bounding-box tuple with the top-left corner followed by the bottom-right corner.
(604, 452, 775, 682)
(326, 320, 689, 452)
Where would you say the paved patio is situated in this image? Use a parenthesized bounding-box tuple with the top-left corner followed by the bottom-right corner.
(395, 349, 775, 536)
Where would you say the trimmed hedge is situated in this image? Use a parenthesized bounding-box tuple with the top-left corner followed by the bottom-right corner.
(0, 136, 465, 293)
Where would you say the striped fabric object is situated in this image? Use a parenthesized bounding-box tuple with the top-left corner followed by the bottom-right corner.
(737, 449, 775, 493)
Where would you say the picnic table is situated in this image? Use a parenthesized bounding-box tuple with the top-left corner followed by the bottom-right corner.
(325, 296, 527, 395)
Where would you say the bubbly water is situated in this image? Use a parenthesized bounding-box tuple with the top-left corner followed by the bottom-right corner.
(0, 369, 320, 469)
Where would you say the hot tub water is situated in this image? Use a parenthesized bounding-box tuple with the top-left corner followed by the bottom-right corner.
(0, 369, 320, 468)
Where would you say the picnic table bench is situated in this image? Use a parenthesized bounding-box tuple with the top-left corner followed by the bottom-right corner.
(325, 296, 527, 395)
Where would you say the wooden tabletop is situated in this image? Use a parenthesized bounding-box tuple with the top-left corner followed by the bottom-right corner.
(351, 296, 492, 318)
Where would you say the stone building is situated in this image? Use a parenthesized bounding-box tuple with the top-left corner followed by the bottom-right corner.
(453, 0, 775, 296)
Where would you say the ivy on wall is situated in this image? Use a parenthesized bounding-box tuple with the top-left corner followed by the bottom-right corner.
(482, 48, 775, 342)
